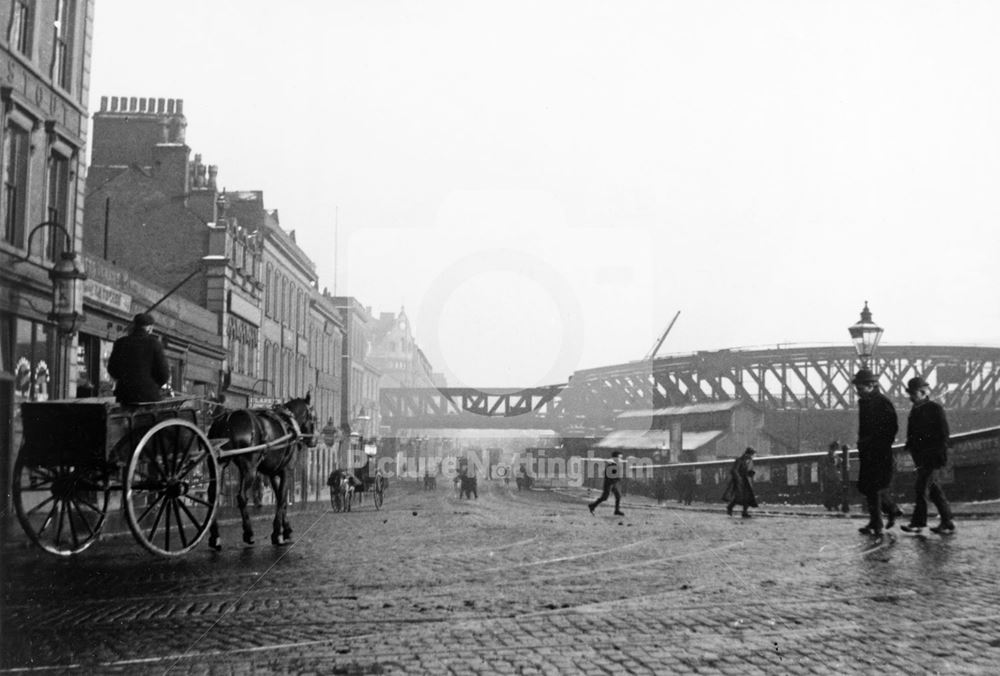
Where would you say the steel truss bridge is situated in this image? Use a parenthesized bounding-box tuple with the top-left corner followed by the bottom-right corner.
(380, 345, 1000, 434)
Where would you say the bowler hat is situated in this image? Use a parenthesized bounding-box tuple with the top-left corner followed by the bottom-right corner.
(745, 447, 757, 455)
(133, 312, 155, 328)
(906, 376, 930, 393)
(852, 369, 877, 385)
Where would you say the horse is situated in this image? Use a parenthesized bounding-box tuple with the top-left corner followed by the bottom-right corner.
(206, 394, 317, 548)
(328, 470, 360, 512)
(327, 468, 345, 511)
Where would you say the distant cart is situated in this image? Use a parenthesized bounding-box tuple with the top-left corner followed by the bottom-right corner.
(13, 396, 221, 557)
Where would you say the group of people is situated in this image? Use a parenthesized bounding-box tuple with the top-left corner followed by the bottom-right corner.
(854, 369, 955, 537)
(588, 369, 956, 536)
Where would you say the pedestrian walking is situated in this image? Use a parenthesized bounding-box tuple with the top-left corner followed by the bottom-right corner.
(327, 468, 343, 510)
(853, 369, 902, 536)
(675, 469, 696, 505)
(722, 447, 758, 518)
(588, 451, 625, 516)
(106, 313, 171, 404)
(516, 463, 532, 491)
(821, 441, 843, 511)
(461, 462, 478, 499)
(900, 377, 956, 535)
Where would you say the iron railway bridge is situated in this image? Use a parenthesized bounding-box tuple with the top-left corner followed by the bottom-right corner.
(381, 345, 1000, 440)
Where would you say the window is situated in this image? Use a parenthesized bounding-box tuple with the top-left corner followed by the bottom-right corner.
(51, 0, 74, 90)
(787, 462, 799, 486)
(265, 264, 272, 317)
(9, 316, 56, 402)
(3, 123, 30, 248)
(44, 152, 71, 260)
(227, 315, 258, 377)
(8, 0, 33, 57)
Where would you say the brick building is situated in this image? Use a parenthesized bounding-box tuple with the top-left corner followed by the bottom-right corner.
(83, 97, 345, 416)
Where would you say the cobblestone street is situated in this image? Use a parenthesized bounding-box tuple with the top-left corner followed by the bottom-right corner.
(2, 481, 999, 675)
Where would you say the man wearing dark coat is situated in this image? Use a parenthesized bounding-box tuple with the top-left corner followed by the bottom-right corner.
(588, 451, 625, 516)
(853, 369, 901, 535)
(723, 447, 758, 518)
(900, 377, 956, 535)
(107, 313, 171, 404)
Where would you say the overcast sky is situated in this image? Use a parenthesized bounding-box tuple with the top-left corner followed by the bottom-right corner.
(89, 1, 1000, 387)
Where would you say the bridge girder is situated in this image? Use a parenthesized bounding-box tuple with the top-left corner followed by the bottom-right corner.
(380, 345, 1000, 432)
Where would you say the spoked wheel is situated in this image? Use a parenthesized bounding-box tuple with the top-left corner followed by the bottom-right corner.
(12, 449, 110, 556)
(373, 475, 385, 510)
(124, 420, 219, 557)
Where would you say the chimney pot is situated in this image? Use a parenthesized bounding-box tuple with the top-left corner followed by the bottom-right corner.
(110, 96, 118, 111)
(167, 99, 175, 114)
(157, 98, 165, 113)
(129, 96, 137, 111)
(139, 98, 147, 112)
(100, 96, 107, 111)
(176, 99, 184, 114)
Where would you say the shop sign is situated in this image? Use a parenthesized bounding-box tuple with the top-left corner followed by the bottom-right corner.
(84, 278, 132, 313)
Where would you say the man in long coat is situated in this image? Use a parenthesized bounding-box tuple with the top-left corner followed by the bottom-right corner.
(107, 313, 170, 404)
(723, 447, 758, 517)
(853, 369, 901, 535)
(900, 377, 955, 535)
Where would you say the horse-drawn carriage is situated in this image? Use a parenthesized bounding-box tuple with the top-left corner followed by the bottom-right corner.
(328, 456, 387, 512)
(12, 393, 315, 557)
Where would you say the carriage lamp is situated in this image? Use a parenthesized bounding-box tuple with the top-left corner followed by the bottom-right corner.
(847, 301, 883, 369)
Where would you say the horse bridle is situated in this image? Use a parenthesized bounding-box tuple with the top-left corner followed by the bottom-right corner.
(275, 401, 317, 445)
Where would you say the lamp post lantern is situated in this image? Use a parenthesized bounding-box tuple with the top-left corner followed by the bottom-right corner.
(48, 249, 86, 334)
(21, 221, 87, 398)
(848, 301, 883, 369)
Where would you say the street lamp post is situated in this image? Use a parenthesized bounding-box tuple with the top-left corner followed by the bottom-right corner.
(843, 301, 885, 513)
(848, 301, 884, 370)
(20, 222, 87, 398)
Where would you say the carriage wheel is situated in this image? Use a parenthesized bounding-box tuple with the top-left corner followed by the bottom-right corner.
(373, 476, 385, 511)
(124, 420, 219, 557)
(12, 449, 109, 556)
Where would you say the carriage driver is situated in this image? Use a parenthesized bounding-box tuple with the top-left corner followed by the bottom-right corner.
(107, 312, 171, 404)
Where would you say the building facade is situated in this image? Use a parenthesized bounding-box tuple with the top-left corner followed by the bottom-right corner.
(369, 307, 440, 389)
(333, 297, 381, 467)
(1, 0, 95, 510)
